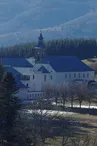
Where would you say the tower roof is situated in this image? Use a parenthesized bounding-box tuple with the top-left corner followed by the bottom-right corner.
(37, 32, 45, 48)
(38, 32, 44, 40)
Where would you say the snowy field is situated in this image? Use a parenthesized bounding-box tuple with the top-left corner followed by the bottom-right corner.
(52, 102, 97, 109)
(22, 109, 76, 116)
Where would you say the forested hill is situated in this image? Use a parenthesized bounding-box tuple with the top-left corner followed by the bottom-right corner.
(0, 38, 97, 59)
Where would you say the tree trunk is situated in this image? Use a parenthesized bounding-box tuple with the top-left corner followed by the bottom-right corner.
(79, 101, 82, 108)
(63, 100, 66, 109)
(41, 137, 45, 146)
(62, 136, 65, 146)
(71, 98, 73, 108)
(89, 101, 91, 109)
(61, 136, 68, 146)
(55, 97, 58, 106)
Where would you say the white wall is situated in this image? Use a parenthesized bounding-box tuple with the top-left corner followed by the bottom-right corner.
(14, 61, 95, 100)
(54, 71, 95, 84)
(21, 70, 95, 93)
(26, 63, 56, 91)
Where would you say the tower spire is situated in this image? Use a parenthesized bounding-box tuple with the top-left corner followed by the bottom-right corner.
(34, 32, 46, 63)
(38, 31, 44, 42)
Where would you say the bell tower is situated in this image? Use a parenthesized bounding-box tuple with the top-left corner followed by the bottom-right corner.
(34, 32, 46, 63)
(37, 32, 45, 48)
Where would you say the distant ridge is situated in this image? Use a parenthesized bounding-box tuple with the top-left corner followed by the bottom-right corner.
(0, 0, 97, 46)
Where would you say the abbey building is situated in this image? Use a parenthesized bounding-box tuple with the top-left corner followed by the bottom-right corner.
(2, 33, 95, 100)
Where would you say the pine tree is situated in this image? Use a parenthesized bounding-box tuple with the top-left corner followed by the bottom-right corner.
(0, 67, 20, 145)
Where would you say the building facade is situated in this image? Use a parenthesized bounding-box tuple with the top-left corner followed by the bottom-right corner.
(2, 33, 95, 100)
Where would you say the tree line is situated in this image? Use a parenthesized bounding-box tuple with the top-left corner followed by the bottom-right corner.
(42, 82, 96, 109)
(0, 38, 97, 59)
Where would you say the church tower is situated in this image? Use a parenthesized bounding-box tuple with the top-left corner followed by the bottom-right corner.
(37, 32, 45, 48)
(34, 32, 46, 63)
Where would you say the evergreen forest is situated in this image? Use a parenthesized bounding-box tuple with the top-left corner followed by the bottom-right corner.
(0, 38, 97, 59)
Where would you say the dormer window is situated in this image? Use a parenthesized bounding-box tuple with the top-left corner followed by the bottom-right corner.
(44, 75, 46, 81)
(78, 73, 80, 78)
(33, 75, 35, 79)
(65, 73, 67, 78)
(74, 73, 76, 78)
(83, 73, 85, 78)
(87, 73, 89, 78)
(21, 75, 30, 80)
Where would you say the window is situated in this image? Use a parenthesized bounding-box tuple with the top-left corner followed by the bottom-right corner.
(21, 75, 30, 81)
(78, 73, 80, 78)
(27, 83, 28, 87)
(87, 73, 89, 78)
(33, 75, 35, 79)
(28, 76, 30, 80)
(40, 93, 43, 97)
(83, 73, 85, 78)
(51, 75, 52, 80)
(69, 73, 71, 78)
(74, 73, 76, 78)
(44, 75, 46, 81)
(65, 73, 67, 78)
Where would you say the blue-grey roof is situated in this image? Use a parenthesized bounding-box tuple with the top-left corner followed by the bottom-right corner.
(4, 67, 21, 78)
(4, 67, 27, 88)
(38, 66, 50, 73)
(42, 56, 94, 72)
(15, 79, 28, 88)
(2, 58, 33, 67)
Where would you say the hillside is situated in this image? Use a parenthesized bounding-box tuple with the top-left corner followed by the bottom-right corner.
(82, 58, 97, 66)
(0, 0, 97, 45)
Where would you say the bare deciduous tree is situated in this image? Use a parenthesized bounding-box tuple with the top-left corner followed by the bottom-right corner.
(68, 83, 77, 108)
(60, 84, 69, 109)
(76, 82, 88, 108)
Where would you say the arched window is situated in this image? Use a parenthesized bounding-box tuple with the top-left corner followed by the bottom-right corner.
(78, 73, 80, 78)
(65, 73, 67, 78)
(74, 73, 76, 78)
(83, 73, 85, 78)
(44, 75, 46, 81)
(87, 73, 89, 78)
(33, 75, 35, 79)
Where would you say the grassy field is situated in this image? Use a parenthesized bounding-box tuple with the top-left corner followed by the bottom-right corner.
(82, 58, 97, 66)
(44, 113, 97, 146)
(24, 101, 97, 146)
